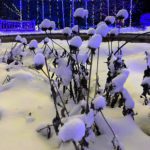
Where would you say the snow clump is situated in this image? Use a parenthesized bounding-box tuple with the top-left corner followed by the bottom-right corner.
(87, 28, 96, 36)
(112, 69, 129, 93)
(105, 16, 115, 25)
(122, 88, 135, 109)
(96, 23, 109, 37)
(29, 39, 38, 50)
(21, 38, 27, 45)
(72, 25, 79, 34)
(109, 28, 119, 36)
(62, 27, 72, 36)
(70, 36, 82, 48)
(58, 118, 85, 142)
(116, 9, 129, 20)
(34, 53, 45, 70)
(93, 95, 107, 110)
(40, 19, 56, 31)
(74, 8, 88, 19)
(15, 35, 22, 42)
(88, 34, 102, 50)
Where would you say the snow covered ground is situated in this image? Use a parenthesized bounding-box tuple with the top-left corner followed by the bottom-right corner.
(0, 40, 150, 150)
(0, 26, 148, 36)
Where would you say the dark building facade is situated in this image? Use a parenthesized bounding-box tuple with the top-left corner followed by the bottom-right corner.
(0, 0, 143, 28)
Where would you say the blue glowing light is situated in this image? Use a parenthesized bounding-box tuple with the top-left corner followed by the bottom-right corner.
(0, 19, 35, 31)
(140, 13, 150, 26)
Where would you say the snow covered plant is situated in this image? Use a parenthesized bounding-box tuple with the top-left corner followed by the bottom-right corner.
(73, 8, 88, 19)
(69, 36, 82, 52)
(87, 28, 96, 36)
(96, 22, 109, 37)
(34, 53, 45, 70)
(72, 25, 79, 35)
(116, 9, 129, 27)
(29, 39, 38, 53)
(40, 19, 56, 31)
(140, 51, 150, 105)
(104, 16, 115, 26)
(73, 8, 88, 33)
(62, 27, 72, 37)
(104, 53, 127, 107)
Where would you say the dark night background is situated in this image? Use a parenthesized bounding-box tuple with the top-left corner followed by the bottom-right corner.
(0, 0, 150, 28)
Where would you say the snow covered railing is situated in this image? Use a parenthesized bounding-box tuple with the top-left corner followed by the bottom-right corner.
(0, 19, 35, 31)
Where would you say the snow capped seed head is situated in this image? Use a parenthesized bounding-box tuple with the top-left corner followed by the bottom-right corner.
(105, 16, 115, 25)
(34, 53, 45, 70)
(74, 8, 88, 19)
(70, 36, 82, 49)
(21, 38, 27, 45)
(109, 28, 119, 36)
(44, 37, 49, 44)
(87, 28, 96, 36)
(116, 9, 129, 20)
(40, 19, 55, 31)
(58, 118, 85, 142)
(88, 34, 102, 50)
(15, 35, 22, 42)
(29, 39, 38, 50)
(72, 25, 79, 34)
(96, 23, 109, 37)
(62, 27, 72, 37)
(93, 95, 106, 110)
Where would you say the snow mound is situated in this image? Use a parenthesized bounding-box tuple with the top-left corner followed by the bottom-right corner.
(58, 118, 85, 142)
